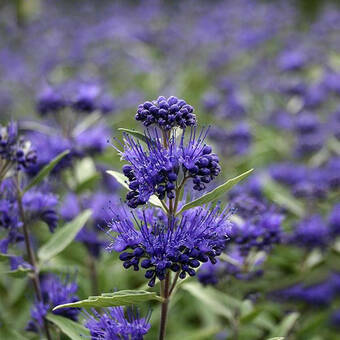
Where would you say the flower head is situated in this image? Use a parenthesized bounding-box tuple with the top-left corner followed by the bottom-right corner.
(106, 206, 230, 287)
(120, 128, 220, 208)
(27, 274, 79, 333)
(0, 122, 36, 173)
(84, 307, 151, 340)
(135, 96, 196, 131)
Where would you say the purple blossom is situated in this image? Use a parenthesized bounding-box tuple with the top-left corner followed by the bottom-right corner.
(75, 124, 111, 156)
(84, 307, 151, 340)
(121, 128, 220, 208)
(36, 87, 66, 116)
(0, 122, 37, 173)
(290, 215, 329, 249)
(329, 203, 340, 236)
(27, 274, 79, 333)
(135, 96, 196, 131)
(23, 191, 59, 233)
(106, 206, 230, 287)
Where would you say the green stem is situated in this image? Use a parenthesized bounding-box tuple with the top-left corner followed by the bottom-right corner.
(158, 272, 170, 340)
(16, 175, 52, 340)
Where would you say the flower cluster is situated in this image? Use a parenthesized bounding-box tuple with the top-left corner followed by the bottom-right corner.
(37, 83, 115, 116)
(84, 307, 151, 340)
(27, 274, 80, 333)
(230, 211, 283, 255)
(289, 215, 329, 249)
(0, 179, 59, 256)
(121, 128, 221, 208)
(107, 206, 230, 287)
(0, 122, 36, 174)
(273, 273, 340, 307)
(135, 96, 196, 130)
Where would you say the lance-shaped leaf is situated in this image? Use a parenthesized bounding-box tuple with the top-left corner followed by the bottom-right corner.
(4, 266, 33, 278)
(46, 313, 89, 340)
(38, 210, 92, 262)
(270, 312, 299, 338)
(262, 176, 304, 217)
(176, 169, 253, 216)
(53, 290, 163, 311)
(118, 128, 153, 145)
(106, 170, 165, 210)
(23, 150, 70, 193)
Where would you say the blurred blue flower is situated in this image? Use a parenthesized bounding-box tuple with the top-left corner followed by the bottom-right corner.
(84, 307, 151, 340)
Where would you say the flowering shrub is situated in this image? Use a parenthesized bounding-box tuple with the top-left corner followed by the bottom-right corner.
(1, 1, 340, 339)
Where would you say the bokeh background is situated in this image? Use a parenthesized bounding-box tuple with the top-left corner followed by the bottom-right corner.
(1, 0, 340, 339)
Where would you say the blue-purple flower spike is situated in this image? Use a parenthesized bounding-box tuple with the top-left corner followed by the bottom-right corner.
(84, 307, 151, 340)
(136, 96, 196, 131)
(106, 206, 231, 287)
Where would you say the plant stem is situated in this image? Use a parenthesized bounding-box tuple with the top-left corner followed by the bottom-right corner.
(159, 271, 170, 340)
(16, 177, 52, 340)
(168, 271, 180, 296)
(88, 254, 99, 295)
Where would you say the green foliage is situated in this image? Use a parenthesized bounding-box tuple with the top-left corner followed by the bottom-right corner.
(53, 290, 163, 310)
(118, 128, 153, 145)
(23, 150, 70, 193)
(38, 210, 92, 262)
(176, 168, 253, 215)
(46, 313, 89, 340)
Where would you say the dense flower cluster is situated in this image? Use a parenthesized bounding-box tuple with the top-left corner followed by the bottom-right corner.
(84, 307, 151, 340)
(289, 215, 329, 249)
(230, 211, 283, 255)
(136, 96, 196, 131)
(107, 206, 230, 287)
(121, 128, 221, 208)
(27, 275, 80, 333)
(273, 273, 340, 307)
(37, 83, 115, 116)
(0, 122, 36, 173)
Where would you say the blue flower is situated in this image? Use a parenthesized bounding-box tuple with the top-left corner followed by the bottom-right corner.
(36, 87, 66, 116)
(329, 203, 340, 237)
(71, 83, 100, 113)
(230, 211, 283, 255)
(26, 131, 74, 176)
(0, 121, 36, 173)
(106, 206, 230, 287)
(27, 274, 79, 333)
(135, 96, 196, 131)
(120, 128, 220, 208)
(84, 307, 151, 340)
(290, 215, 329, 249)
(75, 124, 111, 155)
(23, 191, 59, 232)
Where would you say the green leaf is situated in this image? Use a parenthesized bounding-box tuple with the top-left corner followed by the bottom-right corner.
(53, 290, 163, 310)
(46, 313, 89, 340)
(0, 253, 12, 262)
(72, 112, 102, 137)
(118, 128, 153, 145)
(262, 177, 304, 217)
(106, 170, 129, 190)
(270, 312, 299, 337)
(176, 169, 253, 216)
(4, 266, 33, 278)
(106, 170, 165, 210)
(38, 210, 92, 262)
(23, 150, 70, 193)
(182, 282, 239, 321)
